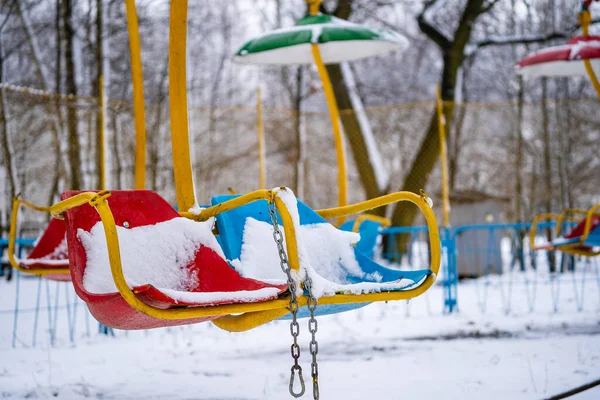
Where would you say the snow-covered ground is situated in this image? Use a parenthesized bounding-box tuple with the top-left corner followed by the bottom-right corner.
(1, 270, 599, 400)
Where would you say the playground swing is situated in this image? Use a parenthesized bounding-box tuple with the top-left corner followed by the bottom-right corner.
(530, 205, 600, 257)
(515, 0, 600, 99)
(6, 0, 148, 281)
(46, 1, 440, 397)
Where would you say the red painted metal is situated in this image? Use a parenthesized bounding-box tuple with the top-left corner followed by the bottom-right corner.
(61, 190, 287, 330)
(516, 35, 600, 70)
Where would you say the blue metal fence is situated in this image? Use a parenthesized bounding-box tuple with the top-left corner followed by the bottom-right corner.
(2, 221, 598, 347)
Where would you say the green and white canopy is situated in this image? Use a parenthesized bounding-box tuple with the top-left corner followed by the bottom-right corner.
(234, 14, 408, 65)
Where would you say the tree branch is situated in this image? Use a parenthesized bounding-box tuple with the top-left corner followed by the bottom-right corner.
(417, 0, 451, 50)
(478, 0, 501, 15)
(471, 19, 600, 51)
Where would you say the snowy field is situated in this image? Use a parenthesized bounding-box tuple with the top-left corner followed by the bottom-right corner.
(1, 270, 599, 400)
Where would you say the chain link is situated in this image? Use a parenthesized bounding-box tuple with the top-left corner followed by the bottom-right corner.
(268, 199, 305, 398)
(304, 274, 320, 400)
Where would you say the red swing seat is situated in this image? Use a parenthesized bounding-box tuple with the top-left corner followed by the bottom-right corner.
(61, 190, 288, 330)
(19, 218, 70, 281)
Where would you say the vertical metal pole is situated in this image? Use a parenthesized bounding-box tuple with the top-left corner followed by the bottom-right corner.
(124, 0, 147, 189)
(436, 84, 450, 228)
(169, 0, 197, 211)
(311, 45, 347, 225)
(12, 271, 20, 348)
(257, 87, 266, 189)
(32, 276, 43, 347)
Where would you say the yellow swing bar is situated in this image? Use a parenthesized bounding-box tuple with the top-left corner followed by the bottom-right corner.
(125, 0, 147, 189)
(436, 84, 450, 227)
(308, 0, 348, 226)
(169, 0, 196, 211)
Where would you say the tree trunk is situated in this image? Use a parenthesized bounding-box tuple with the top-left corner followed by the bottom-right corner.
(326, 64, 386, 211)
(63, 0, 82, 190)
(293, 66, 305, 198)
(392, 0, 486, 231)
(515, 78, 524, 222)
(0, 32, 17, 201)
(17, 0, 65, 203)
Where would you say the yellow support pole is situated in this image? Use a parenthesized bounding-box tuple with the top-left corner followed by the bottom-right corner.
(257, 87, 266, 189)
(307, 0, 347, 225)
(169, 0, 197, 211)
(124, 0, 147, 189)
(580, 10, 600, 99)
(436, 84, 450, 227)
(99, 75, 106, 190)
(311, 45, 347, 225)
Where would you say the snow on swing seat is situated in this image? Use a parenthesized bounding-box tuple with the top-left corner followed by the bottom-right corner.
(17, 218, 71, 281)
(61, 190, 287, 330)
(212, 193, 433, 318)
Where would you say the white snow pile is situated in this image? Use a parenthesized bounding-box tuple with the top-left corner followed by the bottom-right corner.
(78, 217, 223, 294)
(78, 216, 282, 304)
(20, 237, 69, 266)
(234, 188, 418, 298)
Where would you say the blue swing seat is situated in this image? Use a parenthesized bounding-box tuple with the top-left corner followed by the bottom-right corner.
(212, 195, 433, 318)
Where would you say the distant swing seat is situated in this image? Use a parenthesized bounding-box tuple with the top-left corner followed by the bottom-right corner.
(212, 195, 434, 319)
(58, 190, 288, 330)
(531, 208, 600, 256)
(8, 198, 71, 281)
(549, 216, 600, 256)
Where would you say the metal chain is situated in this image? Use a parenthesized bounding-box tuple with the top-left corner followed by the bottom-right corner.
(268, 199, 305, 398)
(303, 274, 320, 400)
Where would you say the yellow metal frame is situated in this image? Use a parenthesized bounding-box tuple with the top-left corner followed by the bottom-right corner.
(436, 84, 450, 227)
(7, 197, 70, 277)
(213, 190, 441, 332)
(351, 214, 391, 233)
(125, 0, 147, 189)
(256, 88, 266, 189)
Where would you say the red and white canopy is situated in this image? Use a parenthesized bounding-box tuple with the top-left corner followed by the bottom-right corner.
(515, 35, 600, 77)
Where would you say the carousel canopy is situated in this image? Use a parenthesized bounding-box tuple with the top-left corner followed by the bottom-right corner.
(234, 13, 408, 65)
(516, 35, 600, 77)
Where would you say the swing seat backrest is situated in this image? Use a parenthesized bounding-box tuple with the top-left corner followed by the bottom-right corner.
(19, 218, 70, 281)
(553, 215, 600, 249)
(61, 190, 287, 330)
(339, 219, 382, 259)
(212, 194, 432, 319)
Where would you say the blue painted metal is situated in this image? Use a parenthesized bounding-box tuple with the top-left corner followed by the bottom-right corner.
(339, 219, 382, 258)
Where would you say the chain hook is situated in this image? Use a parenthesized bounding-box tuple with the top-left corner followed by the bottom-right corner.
(289, 365, 306, 398)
